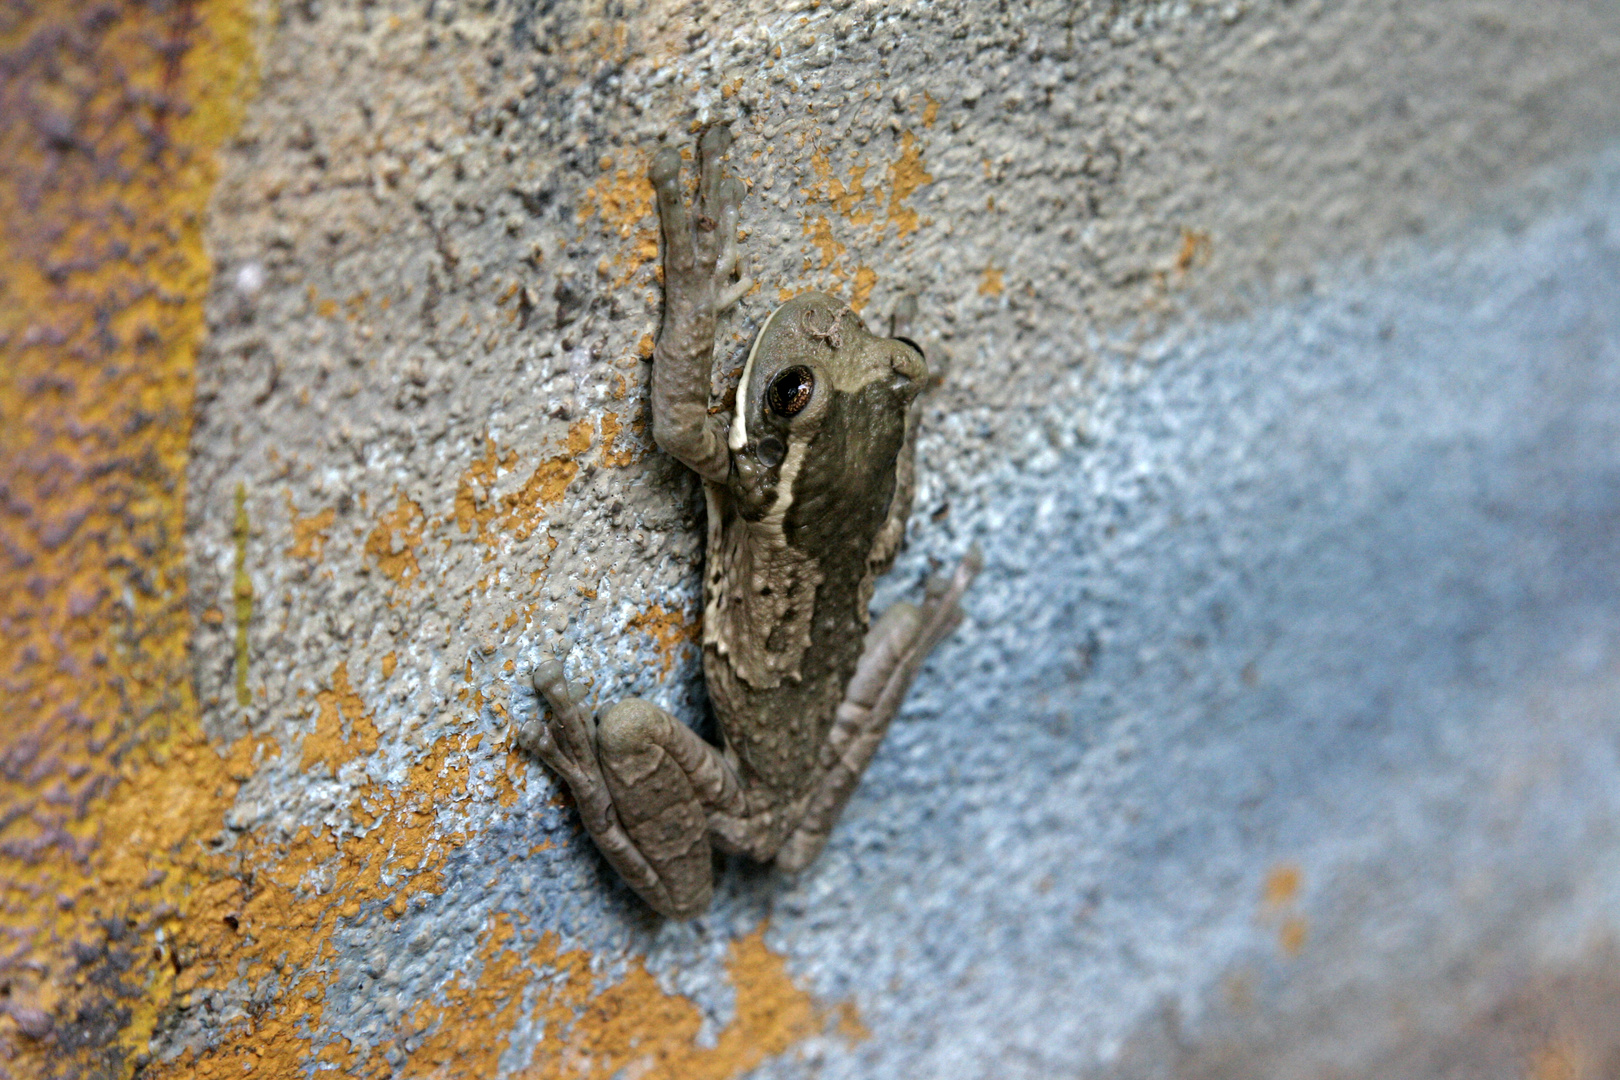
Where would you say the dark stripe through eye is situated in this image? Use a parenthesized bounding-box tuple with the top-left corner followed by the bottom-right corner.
(767, 365, 815, 417)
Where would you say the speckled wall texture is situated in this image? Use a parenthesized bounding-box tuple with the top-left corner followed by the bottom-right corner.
(4, 1, 1620, 1077)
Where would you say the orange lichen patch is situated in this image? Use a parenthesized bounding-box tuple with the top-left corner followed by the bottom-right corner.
(600, 412, 638, 467)
(1278, 915, 1308, 957)
(146, 732, 477, 1080)
(851, 266, 878, 312)
(922, 91, 940, 127)
(835, 999, 871, 1044)
(627, 604, 700, 674)
(581, 160, 655, 235)
(567, 417, 594, 454)
(885, 131, 933, 238)
(1174, 227, 1213, 273)
(454, 436, 518, 546)
(301, 663, 382, 774)
(498, 418, 593, 541)
(581, 160, 660, 285)
(382, 651, 398, 678)
(1529, 1041, 1583, 1080)
(365, 493, 426, 585)
(1259, 863, 1306, 957)
(803, 150, 873, 224)
(512, 921, 841, 1080)
(1261, 863, 1302, 908)
(0, 0, 256, 1071)
(504, 457, 580, 542)
(176, 913, 850, 1080)
(638, 333, 656, 358)
(805, 214, 846, 270)
(979, 264, 1004, 296)
(287, 497, 337, 560)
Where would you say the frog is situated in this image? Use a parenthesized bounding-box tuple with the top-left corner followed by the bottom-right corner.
(517, 124, 979, 919)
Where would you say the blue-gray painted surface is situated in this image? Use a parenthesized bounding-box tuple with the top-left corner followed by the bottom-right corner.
(686, 150, 1620, 1076)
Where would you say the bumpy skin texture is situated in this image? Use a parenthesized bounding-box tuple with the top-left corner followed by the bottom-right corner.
(518, 126, 978, 919)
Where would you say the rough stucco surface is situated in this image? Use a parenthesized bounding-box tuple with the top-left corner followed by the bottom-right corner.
(6, 0, 1620, 1076)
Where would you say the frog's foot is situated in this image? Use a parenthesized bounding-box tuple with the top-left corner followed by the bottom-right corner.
(775, 546, 981, 873)
(917, 543, 983, 653)
(888, 293, 920, 341)
(523, 659, 749, 919)
(649, 125, 751, 318)
(522, 658, 602, 796)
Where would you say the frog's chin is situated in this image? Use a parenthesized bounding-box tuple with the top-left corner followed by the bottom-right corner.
(729, 300, 792, 453)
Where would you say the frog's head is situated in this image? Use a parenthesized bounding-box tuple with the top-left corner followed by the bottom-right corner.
(728, 292, 925, 528)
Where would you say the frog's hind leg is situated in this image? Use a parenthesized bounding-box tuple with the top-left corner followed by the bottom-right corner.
(525, 663, 745, 919)
(775, 547, 982, 872)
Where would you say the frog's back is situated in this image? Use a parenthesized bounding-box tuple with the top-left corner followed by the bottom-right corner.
(701, 443, 900, 797)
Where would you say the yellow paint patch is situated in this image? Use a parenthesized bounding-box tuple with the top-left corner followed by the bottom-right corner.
(600, 412, 638, 467)
(1261, 863, 1301, 908)
(851, 266, 878, 312)
(365, 493, 427, 585)
(504, 455, 580, 542)
(1259, 863, 1306, 957)
(1175, 227, 1213, 273)
(148, 732, 480, 1080)
(218, 915, 858, 1080)
(627, 603, 700, 674)
(1529, 1040, 1583, 1080)
(287, 498, 336, 560)
(301, 662, 382, 774)
(454, 436, 518, 546)
(1278, 914, 1308, 957)
(886, 131, 933, 238)
(567, 417, 595, 454)
(804, 150, 873, 224)
(0, 0, 258, 1070)
(805, 214, 846, 270)
(581, 159, 660, 285)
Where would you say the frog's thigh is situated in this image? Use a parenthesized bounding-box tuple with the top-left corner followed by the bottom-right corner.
(596, 699, 727, 918)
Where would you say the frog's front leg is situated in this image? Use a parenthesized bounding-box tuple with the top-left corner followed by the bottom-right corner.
(776, 548, 983, 872)
(520, 661, 747, 918)
(647, 124, 750, 486)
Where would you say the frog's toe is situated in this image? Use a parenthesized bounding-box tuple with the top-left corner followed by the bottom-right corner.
(512, 716, 549, 756)
(648, 147, 682, 187)
(532, 658, 565, 694)
(699, 123, 732, 163)
(889, 293, 920, 339)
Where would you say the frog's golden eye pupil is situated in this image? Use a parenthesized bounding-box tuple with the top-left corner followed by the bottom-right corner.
(767, 366, 815, 417)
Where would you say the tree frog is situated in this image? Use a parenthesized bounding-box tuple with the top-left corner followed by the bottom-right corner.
(518, 125, 978, 919)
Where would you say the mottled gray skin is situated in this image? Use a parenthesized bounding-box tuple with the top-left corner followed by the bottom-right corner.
(518, 126, 979, 919)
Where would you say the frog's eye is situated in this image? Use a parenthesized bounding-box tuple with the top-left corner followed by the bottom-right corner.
(766, 365, 815, 418)
(894, 336, 925, 363)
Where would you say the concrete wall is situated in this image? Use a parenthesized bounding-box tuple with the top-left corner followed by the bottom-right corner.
(6, 1, 1620, 1077)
